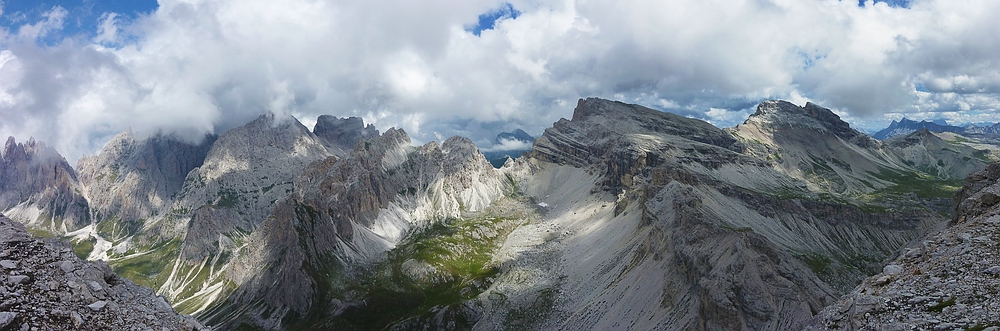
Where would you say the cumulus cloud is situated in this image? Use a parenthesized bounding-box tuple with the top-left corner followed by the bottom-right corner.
(0, 0, 999, 161)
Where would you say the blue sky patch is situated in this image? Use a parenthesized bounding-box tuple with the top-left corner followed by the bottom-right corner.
(857, 0, 911, 8)
(467, 2, 520, 36)
(1, 0, 157, 42)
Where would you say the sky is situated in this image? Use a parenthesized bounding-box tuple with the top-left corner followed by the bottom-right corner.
(0, 0, 999, 161)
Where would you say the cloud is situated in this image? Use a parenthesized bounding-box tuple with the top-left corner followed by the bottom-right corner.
(483, 137, 533, 152)
(0, 0, 999, 162)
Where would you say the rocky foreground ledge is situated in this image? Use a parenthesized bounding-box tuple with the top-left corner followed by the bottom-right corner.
(0, 214, 206, 330)
(806, 163, 1000, 331)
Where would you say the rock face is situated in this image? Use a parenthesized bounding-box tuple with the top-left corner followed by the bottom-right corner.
(0, 213, 205, 330)
(0, 137, 90, 234)
(806, 162, 1000, 330)
(312, 115, 378, 155)
(140, 113, 332, 313)
(76, 131, 215, 228)
(202, 128, 508, 329)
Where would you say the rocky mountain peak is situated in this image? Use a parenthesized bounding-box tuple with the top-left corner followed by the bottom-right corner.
(872, 117, 966, 140)
(199, 113, 328, 178)
(747, 101, 849, 132)
(743, 100, 875, 148)
(0, 136, 89, 233)
(76, 130, 215, 225)
(313, 115, 379, 154)
(536, 98, 742, 167)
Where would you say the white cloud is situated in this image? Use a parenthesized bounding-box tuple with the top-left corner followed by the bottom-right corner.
(483, 137, 533, 152)
(16, 6, 66, 40)
(0, 0, 999, 162)
(93, 13, 119, 45)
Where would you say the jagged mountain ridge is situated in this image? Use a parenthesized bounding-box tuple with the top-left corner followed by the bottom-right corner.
(312, 115, 379, 155)
(734, 100, 911, 195)
(0, 98, 994, 330)
(76, 130, 216, 245)
(0, 137, 90, 235)
(873, 118, 966, 140)
(873, 116, 1000, 141)
(1, 113, 381, 323)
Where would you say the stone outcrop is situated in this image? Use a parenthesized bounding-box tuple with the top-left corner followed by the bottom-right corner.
(806, 162, 1000, 330)
(0, 213, 205, 330)
(312, 115, 378, 155)
(0, 137, 90, 234)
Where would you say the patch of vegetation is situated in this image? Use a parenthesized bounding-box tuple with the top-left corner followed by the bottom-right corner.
(109, 238, 183, 289)
(949, 135, 971, 144)
(26, 213, 62, 238)
(829, 157, 853, 172)
(926, 297, 955, 312)
(95, 216, 144, 242)
(973, 149, 993, 162)
(803, 155, 846, 190)
(867, 166, 964, 199)
(216, 188, 241, 207)
(72, 237, 97, 260)
(795, 250, 886, 292)
(800, 252, 833, 277)
(105, 165, 121, 182)
(261, 183, 276, 194)
(296, 214, 526, 330)
(26, 227, 55, 238)
(504, 286, 559, 329)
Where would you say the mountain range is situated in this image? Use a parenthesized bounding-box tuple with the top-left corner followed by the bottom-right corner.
(1, 98, 999, 330)
(873, 117, 1000, 140)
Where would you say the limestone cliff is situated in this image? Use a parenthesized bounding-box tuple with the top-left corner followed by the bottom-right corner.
(77, 131, 215, 232)
(0, 137, 90, 234)
(312, 115, 379, 156)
